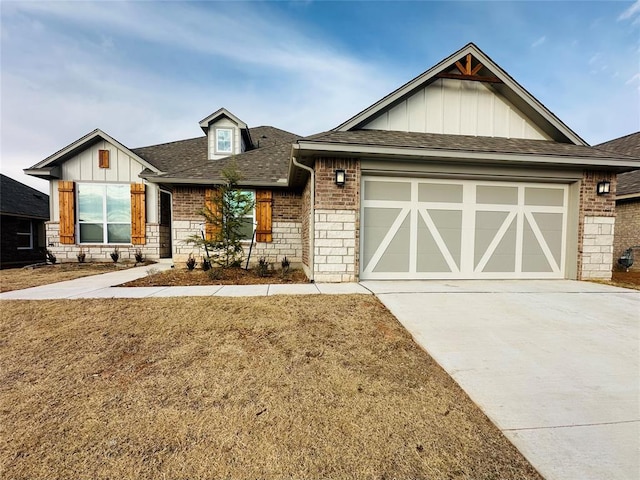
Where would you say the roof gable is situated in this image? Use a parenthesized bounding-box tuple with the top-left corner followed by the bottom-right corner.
(198, 107, 248, 133)
(24, 129, 161, 179)
(335, 43, 587, 146)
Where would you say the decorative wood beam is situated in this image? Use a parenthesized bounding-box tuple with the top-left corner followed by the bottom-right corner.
(455, 60, 466, 75)
(465, 54, 472, 74)
(471, 62, 484, 76)
(435, 72, 503, 83)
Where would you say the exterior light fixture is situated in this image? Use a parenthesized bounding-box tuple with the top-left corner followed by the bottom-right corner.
(335, 169, 346, 186)
(596, 181, 611, 195)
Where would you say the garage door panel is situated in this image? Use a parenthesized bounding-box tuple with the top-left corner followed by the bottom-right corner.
(417, 213, 454, 272)
(525, 187, 564, 206)
(481, 217, 517, 273)
(474, 210, 511, 269)
(418, 183, 463, 203)
(531, 212, 563, 266)
(361, 177, 568, 280)
(373, 214, 410, 273)
(362, 207, 403, 267)
(523, 217, 553, 273)
(476, 185, 518, 204)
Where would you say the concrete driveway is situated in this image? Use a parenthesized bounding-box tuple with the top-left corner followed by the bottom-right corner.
(362, 280, 640, 480)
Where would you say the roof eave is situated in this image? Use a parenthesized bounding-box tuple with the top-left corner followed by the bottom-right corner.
(142, 176, 289, 188)
(23, 166, 61, 180)
(616, 192, 640, 201)
(295, 141, 640, 171)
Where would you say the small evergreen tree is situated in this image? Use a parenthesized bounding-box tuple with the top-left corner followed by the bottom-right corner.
(187, 162, 254, 268)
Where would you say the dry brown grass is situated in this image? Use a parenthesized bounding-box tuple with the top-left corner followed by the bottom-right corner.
(0, 296, 541, 479)
(0, 263, 140, 293)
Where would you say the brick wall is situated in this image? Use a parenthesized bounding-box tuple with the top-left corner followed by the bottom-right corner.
(315, 158, 360, 210)
(172, 186, 207, 220)
(273, 191, 302, 222)
(313, 158, 361, 282)
(577, 170, 617, 280)
(171, 186, 303, 267)
(301, 180, 311, 270)
(613, 199, 640, 271)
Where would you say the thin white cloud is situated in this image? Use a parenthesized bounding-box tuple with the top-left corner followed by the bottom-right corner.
(531, 36, 546, 48)
(618, 0, 640, 21)
(0, 1, 399, 188)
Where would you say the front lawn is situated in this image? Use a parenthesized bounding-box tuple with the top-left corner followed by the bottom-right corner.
(0, 296, 542, 479)
(0, 263, 140, 293)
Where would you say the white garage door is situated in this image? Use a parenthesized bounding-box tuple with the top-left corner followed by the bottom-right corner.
(361, 177, 568, 280)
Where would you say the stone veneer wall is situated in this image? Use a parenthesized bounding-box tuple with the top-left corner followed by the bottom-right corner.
(313, 158, 360, 282)
(613, 199, 640, 271)
(44, 222, 161, 262)
(577, 170, 617, 280)
(171, 186, 303, 266)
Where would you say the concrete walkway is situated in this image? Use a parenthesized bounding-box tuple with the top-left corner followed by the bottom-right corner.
(362, 280, 640, 480)
(0, 263, 370, 300)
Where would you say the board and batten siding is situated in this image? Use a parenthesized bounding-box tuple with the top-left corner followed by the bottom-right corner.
(363, 78, 551, 140)
(51, 140, 159, 223)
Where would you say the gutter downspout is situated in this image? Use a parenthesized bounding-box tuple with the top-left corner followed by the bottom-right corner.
(291, 149, 315, 282)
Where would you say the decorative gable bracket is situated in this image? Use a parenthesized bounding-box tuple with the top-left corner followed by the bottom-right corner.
(435, 53, 502, 84)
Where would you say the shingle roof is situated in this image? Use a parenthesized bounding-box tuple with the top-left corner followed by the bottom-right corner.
(596, 132, 640, 197)
(303, 130, 635, 160)
(0, 174, 49, 219)
(596, 132, 640, 159)
(616, 170, 640, 197)
(133, 126, 301, 186)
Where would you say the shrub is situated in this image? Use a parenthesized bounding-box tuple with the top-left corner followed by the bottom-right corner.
(77, 249, 86, 263)
(257, 257, 269, 277)
(186, 254, 197, 271)
(46, 250, 57, 265)
(110, 248, 119, 263)
(134, 248, 144, 264)
(202, 258, 212, 271)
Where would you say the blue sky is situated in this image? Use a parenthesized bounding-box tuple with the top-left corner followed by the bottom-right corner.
(1, 0, 639, 192)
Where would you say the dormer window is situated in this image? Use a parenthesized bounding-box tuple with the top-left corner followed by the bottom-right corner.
(215, 128, 233, 154)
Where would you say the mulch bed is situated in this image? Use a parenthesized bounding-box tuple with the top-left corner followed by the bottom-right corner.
(121, 266, 308, 287)
(610, 270, 640, 289)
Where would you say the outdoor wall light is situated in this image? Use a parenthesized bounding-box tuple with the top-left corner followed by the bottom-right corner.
(596, 180, 611, 195)
(335, 169, 346, 186)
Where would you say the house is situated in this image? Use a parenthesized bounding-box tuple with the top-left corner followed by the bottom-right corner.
(596, 132, 640, 271)
(0, 174, 49, 268)
(24, 43, 640, 281)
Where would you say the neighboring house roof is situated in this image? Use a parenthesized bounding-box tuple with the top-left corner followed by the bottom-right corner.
(135, 126, 301, 186)
(0, 174, 49, 219)
(335, 43, 587, 146)
(24, 129, 160, 180)
(596, 132, 640, 199)
(294, 130, 639, 170)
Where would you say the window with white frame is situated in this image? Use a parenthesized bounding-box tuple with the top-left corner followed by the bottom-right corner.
(216, 128, 233, 154)
(16, 219, 33, 250)
(238, 190, 255, 240)
(77, 183, 131, 243)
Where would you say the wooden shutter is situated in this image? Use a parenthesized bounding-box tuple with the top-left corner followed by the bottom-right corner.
(130, 183, 146, 245)
(205, 188, 221, 241)
(58, 181, 75, 244)
(98, 150, 110, 168)
(255, 190, 273, 243)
